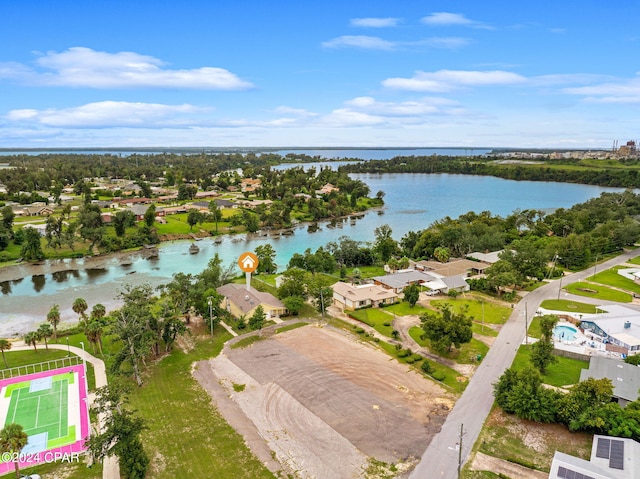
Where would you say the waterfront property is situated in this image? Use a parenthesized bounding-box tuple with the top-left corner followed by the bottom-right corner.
(549, 435, 640, 479)
(217, 283, 287, 319)
(372, 268, 469, 295)
(331, 281, 398, 310)
(579, 357, 640, 407)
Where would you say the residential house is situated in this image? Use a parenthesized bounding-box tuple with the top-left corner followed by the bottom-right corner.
(373, 269, 447, 294)
(413, 258, 490, 277)
(467, 250, 503, 265)
(315, 183, 339, 196)
(332, 281, 398, 310)
(579, 305, 640, 356)
(549, 435, 639, 479)
(125, 204, 165, 221)
(217, 283, 287, 319)
(194, 190, 220, 199)
(20, 223, 47, 236)
(579, 357, 640, 407)
(241, 178, 261, 193)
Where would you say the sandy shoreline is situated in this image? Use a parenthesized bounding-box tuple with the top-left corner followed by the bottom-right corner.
(0, 249, 147, 283)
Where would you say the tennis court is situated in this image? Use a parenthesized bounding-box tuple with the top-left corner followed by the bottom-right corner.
(0, 365, 89, 474)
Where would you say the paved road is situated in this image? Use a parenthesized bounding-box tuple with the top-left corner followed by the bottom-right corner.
(408, 247, 640, 479)
(11, 343, 119, 479)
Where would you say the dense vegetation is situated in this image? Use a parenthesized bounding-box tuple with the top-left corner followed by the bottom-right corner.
(340, 155, 640, 188)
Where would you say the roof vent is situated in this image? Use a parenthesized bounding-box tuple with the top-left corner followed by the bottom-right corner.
(245, 295, 250, 301)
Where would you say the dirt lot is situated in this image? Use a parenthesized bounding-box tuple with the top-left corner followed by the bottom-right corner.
(195, 324, 454, 479)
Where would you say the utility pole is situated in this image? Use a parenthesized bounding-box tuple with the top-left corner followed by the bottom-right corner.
(457, 423, 464, 479)
(524, 302, 528, 344)
(558, 274, 563, 301)
(207, 296, 214, 336)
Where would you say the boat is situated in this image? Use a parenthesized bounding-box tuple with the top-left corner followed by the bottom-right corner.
(189, 243, 200, 254)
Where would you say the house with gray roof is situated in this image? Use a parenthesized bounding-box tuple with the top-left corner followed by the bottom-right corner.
(579, 305, 640, 356)
(579, 357, 640, 407)
(549, 435, 640, 479)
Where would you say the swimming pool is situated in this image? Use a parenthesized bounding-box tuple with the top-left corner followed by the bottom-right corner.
(553, 324, 578, 341)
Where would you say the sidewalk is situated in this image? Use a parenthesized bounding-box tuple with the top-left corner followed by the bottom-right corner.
(9, 342, 119, 479)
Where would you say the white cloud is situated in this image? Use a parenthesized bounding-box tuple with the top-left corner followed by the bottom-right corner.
(344, 96, 457, 116)
(0, 47, 253, 90)
(421, 37, 471, 49)
(563, 75, 640, 103)
(6, 101, 207, 128)
(421, 12, 492, 29)
(350, 17, 400, 28)
(321, 35, 396, 50)
(383, 69, 526, 92)
(274, 106, 318, 117)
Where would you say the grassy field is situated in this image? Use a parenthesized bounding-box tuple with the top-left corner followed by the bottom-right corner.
(539, 299, 598, 314)
(588, 266, 640, 294)
(127, 330, 275, 479)
(564, 281, 632, 302)
(347, 307, 395, 337)
(627, 255, 640, 265)
(431, 296, 512, 325)
(384, 302, 430, 316)
(409, 326, 489, 365)
(510, 344, 588, 387)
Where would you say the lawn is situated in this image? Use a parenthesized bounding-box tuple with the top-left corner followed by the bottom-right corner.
(431, 296, 512, 325)
(588, 266, 640, 294)
(539, 299, 597, 314)
(564, 281, 632, 302)
(628, 255, 640, 266)
(409, 326, 489, 365)
(510, 344, 588, 387)
(345, 265, 386, 278)
(347, 307, 395, 337)
(384, 302, 430, 316)
(127, 331, 275, 479)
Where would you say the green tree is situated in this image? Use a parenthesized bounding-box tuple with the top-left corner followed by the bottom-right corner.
(91, 303, 107, 321)
(255, 244, 277, 274)
(403, 283, 420, 307)
(0, 206, 15, 235)
(0, 339, 11, 368)
(111, 285, 155, 387)
(78, 203, 104, 249)
(144, 204, 156, 227)
(86, 384, 149, 479)
(557, 377, 613, 430)
(485, 260, 519, 296)
(530, 339, 555, 374)
(187, 209, 203, 231)
(277, 268, 309, 299)
(73, 297, 89, 323)
(433, 246, 451, 263)
(373, 224, 397, 262)
(162, 317, 187, 352)
(46, 304, 61, 340)
(85, 319, 105, 355)
(23, 331, 38, 352)
(421, 304, 473, 353)
(37, 323, 53, 351)
(208, 201, 223, 234)
(113, 210, 136, 237)
(282, 296, 304, 315)
(20, 227, 44, 261)
(249, 305, 266, 331)
(0, 423, 28, 479)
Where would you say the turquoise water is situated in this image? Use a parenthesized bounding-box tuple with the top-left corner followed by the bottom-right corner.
(553, 325, 578, 341)
(0, 172, 628, 335)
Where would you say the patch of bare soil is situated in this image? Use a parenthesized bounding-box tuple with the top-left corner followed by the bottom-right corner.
(199, 324, 455, 479)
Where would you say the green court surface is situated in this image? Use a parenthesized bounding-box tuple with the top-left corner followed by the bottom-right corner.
(3, 371, 76, 449)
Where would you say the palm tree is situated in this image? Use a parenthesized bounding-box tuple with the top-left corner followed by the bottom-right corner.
(0, 423, 29, 478)
(90, 303, 106, 321)
(85, 320, 104, 355)
(0, 339, 11, 368)
(72, 297, 88, 323)
(23, 332, 38, 352)
(47, 304, 61, 340)
(37, 323, 53, 351)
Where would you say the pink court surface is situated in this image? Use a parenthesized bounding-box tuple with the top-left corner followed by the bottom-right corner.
(0, 364, 89, 475)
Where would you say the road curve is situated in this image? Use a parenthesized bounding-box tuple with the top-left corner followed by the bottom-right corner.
(408, 247, 640, 479)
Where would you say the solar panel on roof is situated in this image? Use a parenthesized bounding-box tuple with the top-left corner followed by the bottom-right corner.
(609, 439, 624, 470)
(557, 466, 595, 479)
(596, 437, 610, 458)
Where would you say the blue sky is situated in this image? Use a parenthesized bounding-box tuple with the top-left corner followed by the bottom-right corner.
(1, 0, 639, 149)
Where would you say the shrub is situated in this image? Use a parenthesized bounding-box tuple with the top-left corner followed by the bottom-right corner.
(421, 360, 433, 374)
(405, 357, 415, 364)
(431, 370, 445, 381)
(411, 353, 422, 361)
(383, 321, 391, 327)
(355, 327, 365, 334)
(397, 349, 410, 358)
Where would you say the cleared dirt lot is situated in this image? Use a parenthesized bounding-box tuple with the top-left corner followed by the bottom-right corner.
(196, 324, 454, 478)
